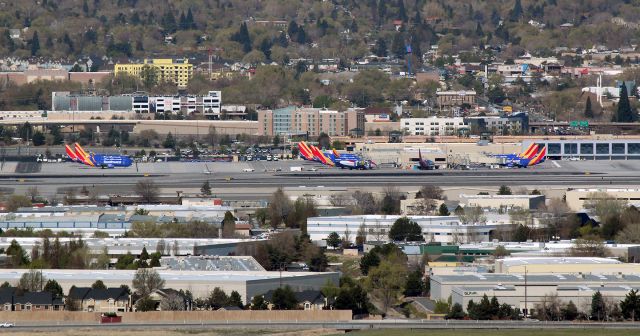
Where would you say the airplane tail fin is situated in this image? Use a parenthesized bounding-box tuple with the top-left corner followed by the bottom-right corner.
(65, 144, 78, 161)
(519, 143, 536, 158)
(74, 143, 94, 166)
(523, 144, 539, 160)
(528, 146, 547, 166)
(332, 149, 340, 158)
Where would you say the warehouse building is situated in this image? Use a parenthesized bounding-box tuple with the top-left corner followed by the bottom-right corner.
(432, 272, 640, 314)
(307, 215, 497, 244)
(565, 188, 640, 211)
(459, 194, 546, 211)
(494, 257, 640, 274)
(525, 139, 640, 160)
(0, 269, 339, 304)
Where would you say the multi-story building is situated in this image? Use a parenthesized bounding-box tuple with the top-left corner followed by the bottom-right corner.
(436, 90, 476, 109)
(114, 58, 193, 88)
(306, 215, 496, 244)
(401, 117, 469, 136)
(257, 107, 364, 137)
(51, 91, 222, 117)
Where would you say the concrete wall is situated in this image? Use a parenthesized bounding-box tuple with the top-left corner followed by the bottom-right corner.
(0, 310, 352, 322)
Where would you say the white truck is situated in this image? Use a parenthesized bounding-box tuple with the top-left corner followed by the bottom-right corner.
(290, 166, 303, 172)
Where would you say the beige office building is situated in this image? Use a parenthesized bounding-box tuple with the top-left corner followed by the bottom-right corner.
(565, 188, 640, 211)
(460, 194, 546, 210)
(257, 107, 364, 137)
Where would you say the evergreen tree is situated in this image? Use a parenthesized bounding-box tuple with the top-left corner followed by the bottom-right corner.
(397, 0, 407, 21)
(562, 300, 579, 320)
(163, 132, 175, 149)
(178, 12, 187, 30)
(228, 291, 243, 308)
(438, 203, 450, 216)
(388, 217, 423, 241)
(373, 38, 388, 57)
(510, 0, 522, 22)
(391, 32, 405, 57)
(403, 269, 424, 296)
(447, 303, 465, 319)
(585, 96, 594, 118)
(232, 22, 252, 53)
(476, 22, 484, 37)
(30, 31, 40, 56)
(162, 11, 177, 34)
(621, 289, 640, 321)
(591, 290, 606, 321)
(186, 8, 196, 29)
(82, 0, 89, 15)
(614, 82, 636, 122)
(201, 181, 212, 196)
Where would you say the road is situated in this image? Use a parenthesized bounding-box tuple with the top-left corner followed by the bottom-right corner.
(8, 320, 640, 332)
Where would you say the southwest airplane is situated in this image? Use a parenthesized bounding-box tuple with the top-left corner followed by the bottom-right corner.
(502, 146, 547, 168)
(414, 149, 436, 170)
(492, 143, 539, 160)
(65, 143, 133, 168)
(297, 142, 374, 169)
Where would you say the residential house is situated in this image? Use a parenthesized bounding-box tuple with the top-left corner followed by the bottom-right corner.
(14, 291, 64, 311)
(144, 288, 191, 311)
(263, 289, 326, 311)
(68, 287, 131, 312)
(0, 288, 63, 311)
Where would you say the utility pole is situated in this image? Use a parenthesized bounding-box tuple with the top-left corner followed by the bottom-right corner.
(524, 266, 528, 318)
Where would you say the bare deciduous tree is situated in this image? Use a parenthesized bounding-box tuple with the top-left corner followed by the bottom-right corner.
(135, 179, 159, 203)
(132, 268, 165, 296)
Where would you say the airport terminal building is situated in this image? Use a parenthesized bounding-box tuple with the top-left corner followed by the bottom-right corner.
(525, 139, 640, 160)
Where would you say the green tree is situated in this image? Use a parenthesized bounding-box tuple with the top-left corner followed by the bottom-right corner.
(585, 96, 594, 118)
(591, 290, 606, 321)
(251, 295, 268, 310)
(271, 286, 298, 309)
(208, 287, 229, 309)
(365, 256, 408, 312)
(614, 82, 636, 122)
(140, 246, 149, 261)
(388, 217, 423, 241)
(30, 31, 40, 56)
(43, 279, 63, 298)
(498, 185, 512, 195)
(438, 203, 450, 216)
(31, 131, 45, 146)
(228, 290, 243, 309)
(373, 37, 388, 57)
(222, 211, 236, 238)
(447, 302, 466, 319)
(135, 295, 156, 311)
(621, 289, 640, 321)
(326, 232, 341, 249)
(510, 0, 523, 21)
(140, 65, 158, 89)
(163, 132, 175, 149)
(6, 239, 29, 267)
(562, 300, 579, 321)
(91, 280, 107, 290)
(359, 250, 381, 275)
(200, 181, 212, 196)
(403, 268, 424, 297)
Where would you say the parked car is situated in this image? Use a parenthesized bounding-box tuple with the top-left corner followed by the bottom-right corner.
(0, 322, 14, 328)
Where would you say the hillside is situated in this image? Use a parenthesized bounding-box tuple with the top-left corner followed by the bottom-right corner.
(3, 0, 640, 66)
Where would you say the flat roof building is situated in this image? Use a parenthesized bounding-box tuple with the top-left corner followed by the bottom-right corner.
(307, 215, 497, 244)
(114, 58, 193, 88)
(565, 188, 640, 211)
(460, 194, 546, 210)
(0, 269, 339, 304)
(401, 117, 469, 136)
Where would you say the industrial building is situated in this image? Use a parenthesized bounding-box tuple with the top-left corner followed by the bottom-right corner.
(51, 91, 222, 118)
(564, 188, 640, 211)
(114, 58, 193, 88)
(495, 257, 640, 274)
(306, 215, 497, 244)
(0, 269, 339, 305)
(459, 194, 546, 210)
(432, 272, 640, 314)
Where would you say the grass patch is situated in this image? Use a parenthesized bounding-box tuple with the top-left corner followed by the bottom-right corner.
(336, 329, 640, 336)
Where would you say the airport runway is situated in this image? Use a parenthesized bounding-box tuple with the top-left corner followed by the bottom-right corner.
(0, 160, 637, 197)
